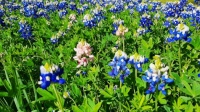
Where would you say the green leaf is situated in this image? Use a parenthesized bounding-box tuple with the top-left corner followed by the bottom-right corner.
(141, 39, 149, 49)
(181, 80, 194, 97)
(72, 106, 83, 112)
(36, 88, 55, 101)
(0, 92, 9, 97)
(99, 89, 113, 98)
(158, 92, 167, 104)
(164, 105, 172, 112)
(71, 84, 82, 97)
(185, 102, 193, 112)
(93, 101, 103, 112)
(141, 106, 152, 111)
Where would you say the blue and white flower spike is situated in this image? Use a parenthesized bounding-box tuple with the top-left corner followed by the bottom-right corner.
(142, 55, 173, 95)
(108, 50, 130, 83)
(128, 53, 148, 72)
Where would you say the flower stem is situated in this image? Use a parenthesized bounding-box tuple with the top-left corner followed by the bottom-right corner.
(155, 91, 158, 112)
(52, 84, 64, 112)
(135, 69, 138, 93)
(122, 36, 125, 52)
(178, 41, 182, 77)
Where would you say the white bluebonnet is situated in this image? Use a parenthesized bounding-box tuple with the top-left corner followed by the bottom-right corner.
(142, 55, 173, 95)
(128, 53, 148, 72)
(108, 50, 130, 83)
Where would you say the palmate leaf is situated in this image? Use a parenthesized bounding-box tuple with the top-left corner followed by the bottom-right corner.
(36, 88, 56, 101)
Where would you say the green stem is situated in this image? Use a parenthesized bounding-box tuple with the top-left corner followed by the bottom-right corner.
(135, 69, 138, 93)
(155, 97, 158, 112)
(52, 84, 64, 112)
(178, 41, 182, 77)
(28, 71, 38, 101)
(122, 37, 125, 52)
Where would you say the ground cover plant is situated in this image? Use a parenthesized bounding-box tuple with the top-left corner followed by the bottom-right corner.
(0, 0, 200, 112)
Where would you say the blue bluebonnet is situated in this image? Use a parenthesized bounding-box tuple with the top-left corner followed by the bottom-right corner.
(166, 23, 191, 43)
(57, 1, 67, 10)
(45, 1, 58, 12)
(140, 13, 153, 30)
(69, 2, 76, 10)
(108, 50, 130, 83)
(83, 14, 97, 28)
(136, 3, 148, 14)
(92, 5, 105, 22)
(18, 20, 32, 39)
(50, 31, 65, 44)
(58, 10, 67, 18)
(163, 18, 172, 28)
(128, 53, 148, 72)
(110, 3, 124, 13)
(38, 63, 66, 89)
(142, 55, 173, 95)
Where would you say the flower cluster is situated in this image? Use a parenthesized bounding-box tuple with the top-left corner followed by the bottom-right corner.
(83, 14, 97, 28)
(140, 13, 153, 31)
(38, 63, 66, 89)
(112, 19, 124, 35)
(108, 50, 130, 83)
(116, 24, 128, 36)
(142, 55, 173, 95)
(18, 20, 32, 39)
(166, 23, 191, 42)
(73, 40, 94, 68)
(128, 53, 148, 72)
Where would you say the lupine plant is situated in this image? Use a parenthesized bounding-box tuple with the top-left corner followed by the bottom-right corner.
(0, 0, 200, 112)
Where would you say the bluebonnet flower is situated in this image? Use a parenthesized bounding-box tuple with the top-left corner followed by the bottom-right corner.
(58, 10, 67, 18)
(112, 19, 124, 35)
(166, 23, 191, 43)
(50, 31, 65, 44)
(69, 2, 76, 10)
(163, 18, 172, 28)
(136, 2, 148, 14)
(57, 0, 67, 10)
(45, 1, 58, 12)
(195, 0, 200, 5)
(137, 26, 148, 35)
(140, 13, 153, 30)
(142, 55, 173, 95)
(128, 53, 148, 72)
(92, 5, 105, 22)
(83, 14, 97, 28)
(36, 0, 44, 8)
(110, 3, 124, 13)
(38, 63, 66, 89)
(108, 50, 130, 83)
(18, 20, 32, 39)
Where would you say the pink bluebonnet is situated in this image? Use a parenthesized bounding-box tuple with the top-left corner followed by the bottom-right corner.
(142, 55, 173, 95)
(73, 40, 94, 68)
(108, 50, 130, 83)
(116, 24, 128, 36)
(128, 53, 148, 72)
(112, 19, 124, 35)
(38, 63, 66, 89)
